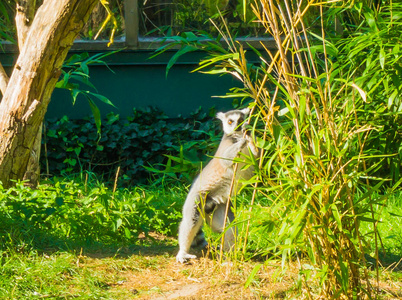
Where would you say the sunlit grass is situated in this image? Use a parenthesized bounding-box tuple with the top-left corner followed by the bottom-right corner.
(1, 178, 401, 299)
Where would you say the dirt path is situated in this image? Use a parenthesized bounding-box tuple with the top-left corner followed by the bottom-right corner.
(153, 283, 207, 300)
(79, 235, 402, 299)
(90, 252, 296, 299)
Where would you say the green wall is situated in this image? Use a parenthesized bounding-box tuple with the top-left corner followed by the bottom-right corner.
(1, 49, 240, 119)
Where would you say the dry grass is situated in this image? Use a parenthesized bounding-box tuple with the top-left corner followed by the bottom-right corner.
(68, 233, 402, 300)
(81, 252, 295, 299)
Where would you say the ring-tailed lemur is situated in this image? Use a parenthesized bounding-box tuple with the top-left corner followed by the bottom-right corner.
(176, 108, 258, 263)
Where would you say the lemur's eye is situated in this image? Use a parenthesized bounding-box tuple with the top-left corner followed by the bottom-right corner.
(238, 118, 244, 124)
(228, 119, 233, 125)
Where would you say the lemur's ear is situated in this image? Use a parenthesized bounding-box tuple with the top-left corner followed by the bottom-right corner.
(241, 108, 250, 116)
(216, 112, 225, 122)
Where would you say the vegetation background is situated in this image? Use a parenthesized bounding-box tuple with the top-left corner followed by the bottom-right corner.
(1, 0, 402, 299)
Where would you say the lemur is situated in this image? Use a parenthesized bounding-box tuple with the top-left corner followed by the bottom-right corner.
(176, 108, 258, 263)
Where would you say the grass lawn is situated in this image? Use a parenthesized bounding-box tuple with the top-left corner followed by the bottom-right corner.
(1, 178, 401, 299)
(0, 235, 298, 299)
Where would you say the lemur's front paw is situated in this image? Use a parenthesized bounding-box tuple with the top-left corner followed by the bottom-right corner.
(239, 137, 248, 148)
(176, 250, 197, 263)
(242, 127, 250, 136)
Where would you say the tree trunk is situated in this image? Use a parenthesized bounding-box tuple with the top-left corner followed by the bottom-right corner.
(22, 123, 42, 187)
(0, 0, 99, 188)
(16, 0, 41, 187)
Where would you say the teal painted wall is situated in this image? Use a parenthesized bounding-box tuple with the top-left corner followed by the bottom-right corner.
(1, 50, 241, 119)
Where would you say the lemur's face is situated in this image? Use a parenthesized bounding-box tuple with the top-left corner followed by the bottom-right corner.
(217, 108, 250, 136)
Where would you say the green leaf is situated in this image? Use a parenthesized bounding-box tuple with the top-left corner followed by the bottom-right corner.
(115, 218, 123, 230)
(299, 94, 306, 124)
(71, 89, 81, 105)
(87, 98, 102, 135)
(124, 227, 132, 239)
(364, 10, 378, 31)
(331, 204, 342, 231)
(182, 32, 198, 41)
(74, 147, 82, 156)
(244, 263, 262, 288)
(388, 212, 402, 218)
(80, 62, 89, 75)
(70, 75, 97, 91)
(357, 216, 377, 223)
(379, 47, 385, 70)
(166, 45, 198, 77)
(55, 80, 65, 89)
(64, 158, 77, 166)
(55, 197, 64, 207)
(86, 91, 116, 107)
(388, 90, 398, 109)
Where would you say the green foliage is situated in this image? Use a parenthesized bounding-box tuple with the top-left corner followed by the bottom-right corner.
(334, 2, 402, 183)
(359, 191, 402, 258)
(0, 180, 401, 299)
(0, 0, 15, 44)
(0, 178, 184, 251)
(42, 107, 220, 186)
(55, 51, 118, 135)
(156, 0, 402, 298)
(0, 252, 79, 299)
(141, 0, 262, 37)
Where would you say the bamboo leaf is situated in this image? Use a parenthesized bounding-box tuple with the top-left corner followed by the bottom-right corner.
(331, 204, 343, 231)
(86, 91, 116, 108)
(350, 83, 367, 102)
(379, 47, 386, 70)
(244, 263, 262, 288)
(166, 45, 198, 77)
(388, 212, 402, 218)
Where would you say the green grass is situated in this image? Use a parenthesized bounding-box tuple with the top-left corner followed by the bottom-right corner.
(0, 177, 183, 299)
(359, 192, 402, 262)
(0, 178, 185, 252)
(378, 193, 402, 257)
(0, 246, 180, 299)
(0, 178, 401, 299)
(1, 251, 80, 299)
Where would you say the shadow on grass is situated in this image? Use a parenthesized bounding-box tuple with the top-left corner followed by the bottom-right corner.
(366, 252, 402, 271)
(79, 234, 179, 259)
(0, 210, 178, 259)
(2, 211, 402, 272)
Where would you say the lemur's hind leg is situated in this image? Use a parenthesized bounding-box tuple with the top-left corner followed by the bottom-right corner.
(209, 203, 237, 251)
(191, 228, 208, 248)
(176, 193, 204, 263)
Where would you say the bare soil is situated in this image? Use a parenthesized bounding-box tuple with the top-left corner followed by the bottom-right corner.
(78, 234, 402, 299)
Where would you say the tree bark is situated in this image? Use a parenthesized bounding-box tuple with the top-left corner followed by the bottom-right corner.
(16, 0, 41, 187)
(0, 62, 9, 97)
(0, 0, 99, 188)
(16, 0, 37, 51)
(22, 122, 42, 187)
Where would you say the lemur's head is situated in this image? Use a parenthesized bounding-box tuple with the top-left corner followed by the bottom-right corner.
(217, 108, 250, 136)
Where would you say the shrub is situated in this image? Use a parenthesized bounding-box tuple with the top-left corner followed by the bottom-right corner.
(41, 106, 220, 186)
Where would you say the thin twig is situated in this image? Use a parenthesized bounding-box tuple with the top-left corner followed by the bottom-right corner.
(113, 165, 120, 195)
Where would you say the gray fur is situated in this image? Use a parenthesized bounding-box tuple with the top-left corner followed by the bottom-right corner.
(176, 108, 258, 263)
